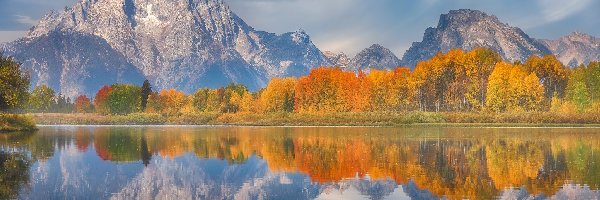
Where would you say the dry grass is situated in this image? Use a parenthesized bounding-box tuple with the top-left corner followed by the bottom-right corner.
(28, 112, 600, 127)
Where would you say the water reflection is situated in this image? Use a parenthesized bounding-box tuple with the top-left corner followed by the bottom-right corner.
(0, 126, 599, 199)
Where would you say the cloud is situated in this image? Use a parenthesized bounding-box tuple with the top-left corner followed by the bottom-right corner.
(537, 0, 592, 23)
(14, 15, 38, 27)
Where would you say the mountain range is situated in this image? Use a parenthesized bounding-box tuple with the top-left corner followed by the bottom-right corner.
(1, 0, 598, 97)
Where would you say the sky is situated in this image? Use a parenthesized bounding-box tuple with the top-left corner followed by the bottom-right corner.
(1, 0, 599, 57)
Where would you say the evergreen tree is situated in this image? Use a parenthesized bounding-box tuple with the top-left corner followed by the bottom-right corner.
(141, 80, 152, 111)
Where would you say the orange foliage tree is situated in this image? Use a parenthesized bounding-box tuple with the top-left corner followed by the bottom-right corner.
(294, 67, 371, 112)
(74, 95, 92, 113)
(368, 67, 413, 111)
(158, 88, 188, 116)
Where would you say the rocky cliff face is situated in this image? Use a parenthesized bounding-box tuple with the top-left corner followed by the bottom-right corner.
(323, 51, 350, 68)
(402, 9, 551, 68)
(541, 32, 600, 67)
(3, 0, 329, 97)
(349, 44, 402, 72)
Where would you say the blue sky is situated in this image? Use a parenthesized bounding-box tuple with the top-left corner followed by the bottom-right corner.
(1, 0, 598, 57)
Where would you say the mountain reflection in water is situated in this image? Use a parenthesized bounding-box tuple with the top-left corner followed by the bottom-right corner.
(0, 126, 599, 199)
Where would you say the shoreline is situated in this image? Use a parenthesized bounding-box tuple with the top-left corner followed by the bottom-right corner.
(26, 112, 600, 128)
(33, 124, 600, 128)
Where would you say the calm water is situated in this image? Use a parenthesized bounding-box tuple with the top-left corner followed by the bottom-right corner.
(1, 126, 599, 200)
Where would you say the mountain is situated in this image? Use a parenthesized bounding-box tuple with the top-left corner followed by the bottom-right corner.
(349, 44, 402, 72)
(540, 32, 600, 67)
(402, 9, 552, 68)
(2, 0, 330, 97)
(323, 51, 350, 68)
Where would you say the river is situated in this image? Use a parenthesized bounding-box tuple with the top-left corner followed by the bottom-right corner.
(0, 126, 599, 199)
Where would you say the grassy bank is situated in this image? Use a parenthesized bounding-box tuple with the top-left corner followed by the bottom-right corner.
(30, 112, 600, 127)
(0, 114, 37, 132)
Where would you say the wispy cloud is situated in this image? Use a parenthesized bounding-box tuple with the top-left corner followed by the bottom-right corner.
(536, 0, 592, 23)
(14, 15, 38, 27)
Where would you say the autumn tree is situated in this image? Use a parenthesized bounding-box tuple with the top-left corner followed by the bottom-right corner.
(222, 84, 250, 113)
(368, 68, 413, 111)
(205, 89, 224, 112)
(259, 77, 297, 112)
(412, 49, 471, 112)
(486, 62, 512, 112)
(94, 86, 112, 115)
(520, 73, 545, 111)
(106, 84, 142, 115)
(465, 48, 501, 110)
(158, 88, 188, 116)
(0, 55, 29, 112)
(27, 85, 55, 113)
(486, 62, 544, 112)
(295, 67, 368, 112)
(74, 95, 92, 113)
(524, 55, 569, 99)
(239, 92, 255, 113)
(192, 88, 210, 112)
(145, 92, 161, 113)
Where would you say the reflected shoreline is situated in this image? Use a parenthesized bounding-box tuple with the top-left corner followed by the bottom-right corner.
(1, 126, 599, 199)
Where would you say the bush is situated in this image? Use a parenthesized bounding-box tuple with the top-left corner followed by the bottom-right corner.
(0, 114, 37, 132)
(110, 113, 165, 125)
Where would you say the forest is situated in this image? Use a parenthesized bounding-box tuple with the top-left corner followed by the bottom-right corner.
(2, 48, 600, 125)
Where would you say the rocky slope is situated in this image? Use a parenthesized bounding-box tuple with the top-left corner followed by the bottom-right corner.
(540, 32, 600, 67)
(2, 0, 330, 97)
(402, 9, 552, 68)
(349, 44, 402, 72)
(323, 51, 350, 68)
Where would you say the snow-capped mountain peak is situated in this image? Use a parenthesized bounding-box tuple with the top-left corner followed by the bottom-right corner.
(4, 0, 330, 97)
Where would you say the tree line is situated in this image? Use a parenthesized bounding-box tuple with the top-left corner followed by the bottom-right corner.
(1, 48, 599, 115)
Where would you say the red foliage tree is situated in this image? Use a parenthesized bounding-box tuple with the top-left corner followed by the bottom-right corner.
(74, 95, 92, 113)
(94, 85, 112, 114)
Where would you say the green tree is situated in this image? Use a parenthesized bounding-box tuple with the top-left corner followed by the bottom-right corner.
(106, 84, 142, 115)
(584, 62, 600, 102)
(192, 88, 210, 112)
(221, 84, 249, 113)
(566, 66, 592, 112)
(0, 55, 29, 112)
(140, 80, 152, 111)
(53, 93, 73, 113)
(28, 85, 55, 112)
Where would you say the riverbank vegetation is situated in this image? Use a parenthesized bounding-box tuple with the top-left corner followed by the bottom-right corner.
(31, 112, 600, 126)
(0, 55, 37, 132)
(0, 114, 36, 132)
(3, 49, 600, 126)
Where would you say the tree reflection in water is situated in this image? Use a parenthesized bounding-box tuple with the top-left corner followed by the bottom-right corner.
(0, 126, 599, 199)
(0, 149, 31, 199)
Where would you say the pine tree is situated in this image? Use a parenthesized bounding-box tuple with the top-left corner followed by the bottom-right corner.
(141, 80, 152, 111)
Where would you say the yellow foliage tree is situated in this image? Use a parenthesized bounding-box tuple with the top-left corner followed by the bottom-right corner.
(260, 77, 297, 112)
(159, 89, 188, 116)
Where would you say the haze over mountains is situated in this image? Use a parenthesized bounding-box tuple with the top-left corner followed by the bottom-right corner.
(1, 0, 598, 97)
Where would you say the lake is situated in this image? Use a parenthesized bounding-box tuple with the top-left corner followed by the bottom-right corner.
(0, 126, 599, 199)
